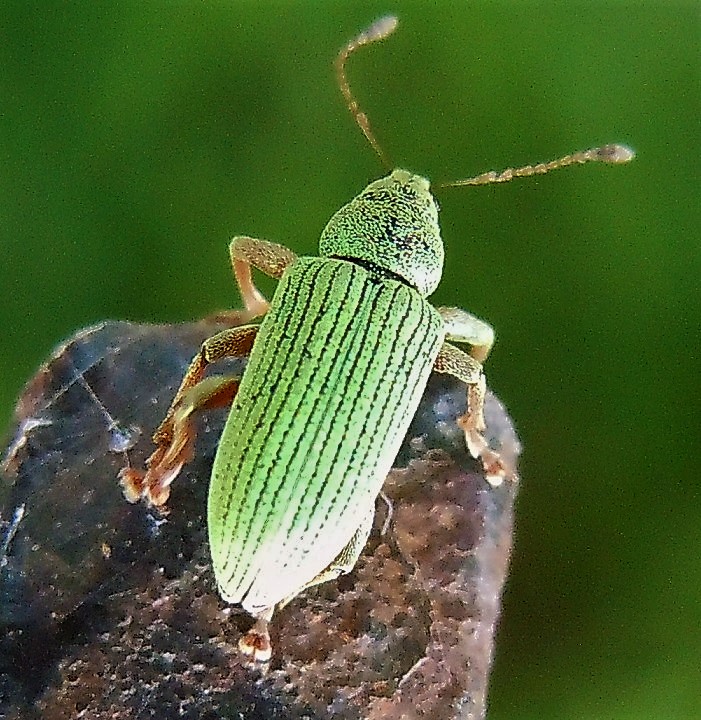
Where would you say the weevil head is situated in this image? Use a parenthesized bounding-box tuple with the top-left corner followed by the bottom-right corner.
(319, 169, 443, 296)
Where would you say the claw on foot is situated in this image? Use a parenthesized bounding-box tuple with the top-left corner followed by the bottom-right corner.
(457, 413, 518, 486)
(119, 463, 178, 507)
(118, 467, 146, 504)
(239, 618, 272, 663)
(118, 432, 184, 507)
(118, 402, 197, 507)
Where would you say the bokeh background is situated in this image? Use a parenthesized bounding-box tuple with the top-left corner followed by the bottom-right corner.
(0, 2, 697, 718)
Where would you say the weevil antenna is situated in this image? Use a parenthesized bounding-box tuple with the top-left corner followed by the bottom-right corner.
(336, 15, 397, 170)
(440, 144, 635, 188)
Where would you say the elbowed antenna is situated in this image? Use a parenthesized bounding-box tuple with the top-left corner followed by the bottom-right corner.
(336, 18, 635, 184)
(336, 15, 398, 170)
(441, 144, 635, 187)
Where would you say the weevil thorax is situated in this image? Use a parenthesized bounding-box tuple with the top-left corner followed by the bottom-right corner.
(319, 169, 444, 296)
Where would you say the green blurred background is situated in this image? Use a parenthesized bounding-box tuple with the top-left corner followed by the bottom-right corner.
(0, 2, 698, 718)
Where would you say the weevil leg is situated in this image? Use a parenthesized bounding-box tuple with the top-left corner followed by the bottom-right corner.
(239, 606, 275, 664)
(438, 306, 495, 363)
(152, 325, 258, 446)
(120, 324, 258, 507)
(378, 490, 394, 535)
(230, 236, 297, 321)
(239, 512, 374, 663)
(121, 374, 241, 507)
(434, 342, 517, 485)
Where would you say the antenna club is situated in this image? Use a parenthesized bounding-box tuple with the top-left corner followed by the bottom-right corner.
(361, 15, 399, 43)
(595, 143, 636, 164)
(441, 142, 636, 188)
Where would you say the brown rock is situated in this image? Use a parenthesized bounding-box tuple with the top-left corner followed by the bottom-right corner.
(0, 315, 519, 719)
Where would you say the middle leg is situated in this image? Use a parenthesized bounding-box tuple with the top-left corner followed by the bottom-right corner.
(120, 324, 258, 507)
(437, 306, 495, 363)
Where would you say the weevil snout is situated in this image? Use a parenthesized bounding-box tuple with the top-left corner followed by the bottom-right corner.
(384, 168, 431, 195)
(319, 169, 444, 296)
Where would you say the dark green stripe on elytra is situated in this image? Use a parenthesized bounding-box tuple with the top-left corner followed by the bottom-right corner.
(281, 276, 390, 548)
(223, 261, 365, 582)
(306, 287, 432, 544)
(211, 259, 362, 584)
(214, 261, 351, 572)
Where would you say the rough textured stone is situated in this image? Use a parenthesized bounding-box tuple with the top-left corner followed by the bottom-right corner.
(0, 315, 520, 719)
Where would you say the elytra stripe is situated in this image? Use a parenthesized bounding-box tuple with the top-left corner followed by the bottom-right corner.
(227, 261, 365, 583)
(215, 261, 326, 532)
(281, 274, 389, 553)
(215, 260, 365, 586)
(209, 260, 325, 582)
(297, 282, 436, 553)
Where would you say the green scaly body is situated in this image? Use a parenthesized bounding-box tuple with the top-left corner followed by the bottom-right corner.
(118, 17, 630, 660)
(208, 255, 442, 613)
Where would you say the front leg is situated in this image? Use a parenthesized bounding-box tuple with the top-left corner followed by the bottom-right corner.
(230, 236, 297, 321)
(433, 342, 517, 486)
(120, 325, 257, 507)
(157, 235, 297, 452)
(120, 236, 298, 506)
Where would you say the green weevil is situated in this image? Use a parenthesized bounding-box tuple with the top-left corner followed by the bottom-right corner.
(120, 16, 633, 661)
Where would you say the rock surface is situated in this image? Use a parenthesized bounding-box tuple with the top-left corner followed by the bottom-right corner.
(0, 315, 520, 719)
